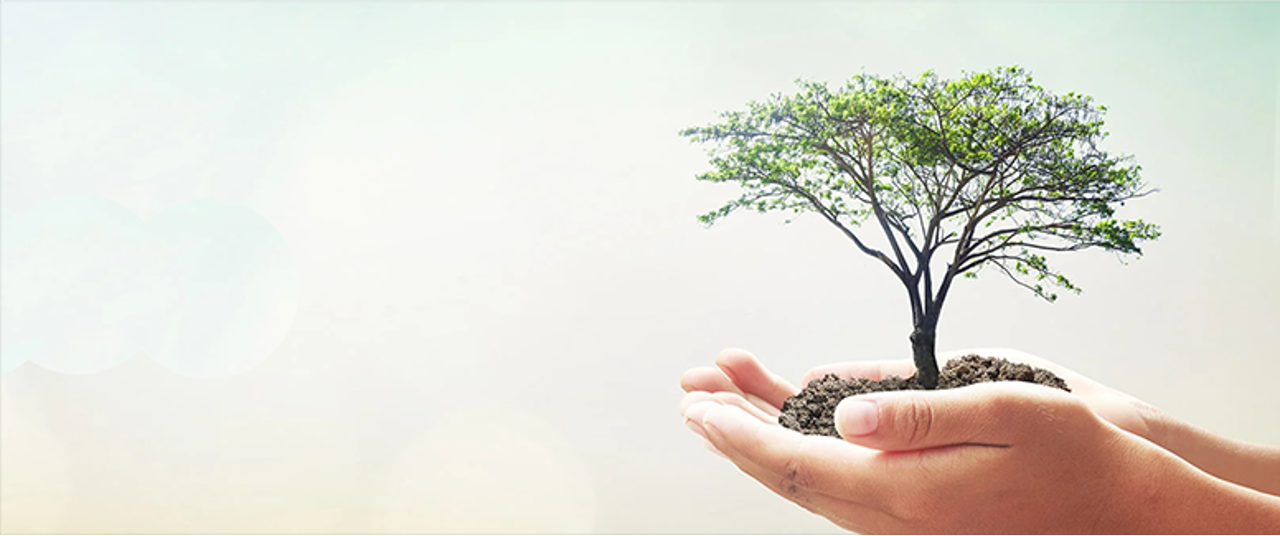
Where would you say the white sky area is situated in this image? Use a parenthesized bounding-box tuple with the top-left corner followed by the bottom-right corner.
(1, 2, 1278, 533)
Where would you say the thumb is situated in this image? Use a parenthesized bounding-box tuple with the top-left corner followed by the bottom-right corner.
(834, 382, 1060, 451)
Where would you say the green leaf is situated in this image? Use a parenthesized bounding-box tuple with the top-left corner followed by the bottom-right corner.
(683, 65, 1159, 311)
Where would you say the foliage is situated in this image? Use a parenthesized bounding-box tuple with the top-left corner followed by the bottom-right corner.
(682, 66, 1160, 334)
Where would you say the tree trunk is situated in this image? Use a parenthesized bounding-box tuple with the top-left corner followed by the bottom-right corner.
(910, 328, 939, 389)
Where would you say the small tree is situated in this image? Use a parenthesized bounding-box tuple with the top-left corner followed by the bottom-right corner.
(682, 66, 1160, 389)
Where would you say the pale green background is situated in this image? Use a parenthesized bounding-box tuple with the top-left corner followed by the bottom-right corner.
(2, 1, 1278, 533)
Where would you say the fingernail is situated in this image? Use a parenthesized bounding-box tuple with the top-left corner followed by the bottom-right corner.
(685, 418, 708, 440)
(836, 399, 879, 437)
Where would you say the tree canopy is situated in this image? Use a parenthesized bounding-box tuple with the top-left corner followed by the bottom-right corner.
(682, 66, 1160, 387)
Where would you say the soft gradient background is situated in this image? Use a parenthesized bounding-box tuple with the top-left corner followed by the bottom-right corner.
(2, 1, 1278, 533)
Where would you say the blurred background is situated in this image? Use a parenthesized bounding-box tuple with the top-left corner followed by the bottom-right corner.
(1, 1, 1277, 533)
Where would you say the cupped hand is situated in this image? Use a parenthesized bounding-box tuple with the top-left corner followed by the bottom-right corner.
(679, 347, 1164, 444)
(680, 348, 1280, 533)
(681, 378, 1216, 533)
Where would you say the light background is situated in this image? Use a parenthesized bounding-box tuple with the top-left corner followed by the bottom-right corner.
(2, 1, 1278, 533)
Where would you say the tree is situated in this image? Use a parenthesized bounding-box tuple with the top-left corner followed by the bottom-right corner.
(681, 66, 1160, 389)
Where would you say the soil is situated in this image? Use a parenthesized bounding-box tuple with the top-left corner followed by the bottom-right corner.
(779, 354, 1071, 437)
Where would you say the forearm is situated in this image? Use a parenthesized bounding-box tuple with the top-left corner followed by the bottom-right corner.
(1132, 451, 1280, 534)
(1147, 411, 1280, 497)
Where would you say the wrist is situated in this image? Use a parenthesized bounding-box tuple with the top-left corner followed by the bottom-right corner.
(1120, 438, 1280, 533)
(1138, 405, 1280, 497)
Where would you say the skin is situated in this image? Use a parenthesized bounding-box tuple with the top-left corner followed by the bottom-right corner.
(679, 347, 1280, 534)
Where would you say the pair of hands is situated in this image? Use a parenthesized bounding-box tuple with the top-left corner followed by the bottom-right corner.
(679, 347, 1231, 533)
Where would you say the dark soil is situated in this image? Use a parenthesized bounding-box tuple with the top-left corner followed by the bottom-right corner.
(779, 354, 1071, 437)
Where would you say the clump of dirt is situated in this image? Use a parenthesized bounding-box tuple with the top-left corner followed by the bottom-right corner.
(779, 354, 1071, 437)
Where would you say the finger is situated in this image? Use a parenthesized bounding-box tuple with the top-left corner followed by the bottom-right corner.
(680, 366, 782, 417)
(680, 390, 775, 424)
(800, 359, 916, 387)
(683, 401, 716, 442)
(680, 366, 744, 395)
(744, 393, 782, 418)
(834, 381, 1074, 451)
(701, 405, 907, 533)
(680, 391, 718, 414)
(710, 391, 778, 424)
(719, 450, 893, 534)
(702, 406, 1009, 533)
(686, 404, 875, 532)
(680, 401, 731, 458)
(714, 348, 798, 409)
(698, 403, 898, 511)
(684, 399, 725, 419)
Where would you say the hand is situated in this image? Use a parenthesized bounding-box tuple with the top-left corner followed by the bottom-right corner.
(679, 347, 1164, 445)
(679, 348, 1280, 532)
